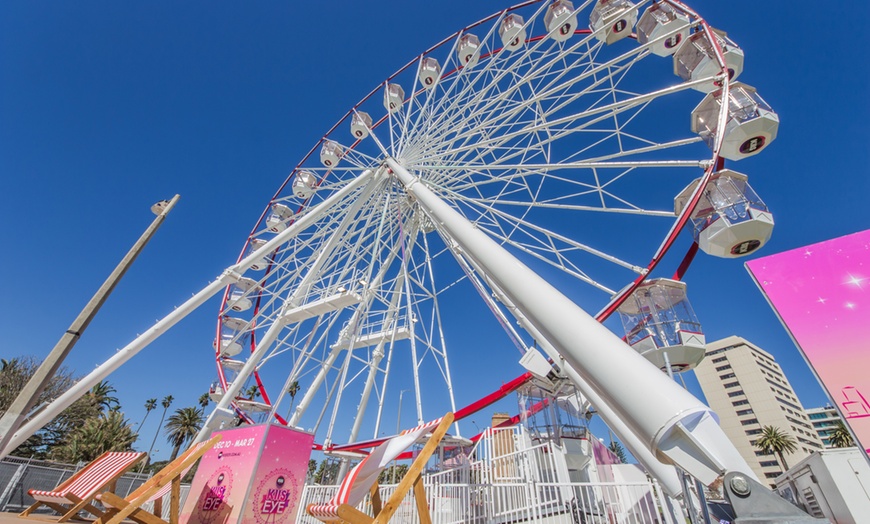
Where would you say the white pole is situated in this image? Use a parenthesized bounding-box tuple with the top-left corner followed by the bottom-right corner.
(387, 157, 755, 486)
(5, 170, 376, 458)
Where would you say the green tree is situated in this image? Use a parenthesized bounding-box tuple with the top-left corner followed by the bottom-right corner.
(608, 440, 628, 464)
(88, 380, 120, 413)
(379, 464, 409, 484)
(829, 421, 855, 448)
(314, 459, 340, 485)
(307, 459, 317, 481)
(0, 356, 101, 458)
(137, 398, 158, 430)
(165, 406, 205, 460)
(244, 385, 260, 399)
(198, 393, 211, 408)
(141, 395, 174, 471)
(285, 381, 301, 418)
(756, 425, 798, 470)
(50, 411, 137, 463)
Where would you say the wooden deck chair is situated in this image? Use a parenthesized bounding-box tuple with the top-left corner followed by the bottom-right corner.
(20, 451, 146, 522)
(307, 412, 454, 524)
(94, 435, 221, 524)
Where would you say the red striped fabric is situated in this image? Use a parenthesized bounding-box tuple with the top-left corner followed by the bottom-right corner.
(30, 452, 143, 504)
(308, 417, 443, 521)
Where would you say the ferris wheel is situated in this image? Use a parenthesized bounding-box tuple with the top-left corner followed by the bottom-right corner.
(205, 0, 779, 452)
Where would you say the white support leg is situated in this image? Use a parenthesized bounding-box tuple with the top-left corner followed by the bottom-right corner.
(388, 157, 755, 486)
(460, 250, 684, 497)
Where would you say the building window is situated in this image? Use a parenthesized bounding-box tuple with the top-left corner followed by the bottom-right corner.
(737, 408, 755, 416)
(741, 418, 759, 426)
(746, 429, 762, 436)
(720, 373, 737, 379)
(715, 364, 732, 372)
(728, 391, 744, 397)
(712, 356, 727, 363)
(733, 400, 750, 406)
(759, 461, 779, 467)
(755, 450, 772, 456)
(724, 382, 740, 389)
(765, 472, 781, 479)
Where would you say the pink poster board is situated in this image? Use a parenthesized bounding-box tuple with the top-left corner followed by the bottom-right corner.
(180, 424, 314, 524)
(241, 425, 315, 524)
(182, 425, 266, 524)
(746, 229, 870, 459)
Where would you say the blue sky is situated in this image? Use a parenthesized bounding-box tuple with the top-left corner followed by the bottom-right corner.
(1, 1, 868, 461)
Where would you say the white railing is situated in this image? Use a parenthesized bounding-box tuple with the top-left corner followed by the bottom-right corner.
(295, 480, 668, 524)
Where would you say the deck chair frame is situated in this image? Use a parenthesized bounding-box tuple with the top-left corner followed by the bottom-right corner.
(20, 451, 146, 522)
(94, 435, 222, 524)
(309, 412, 454, 524)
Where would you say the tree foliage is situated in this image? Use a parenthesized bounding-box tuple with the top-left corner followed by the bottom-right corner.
(378, 464, 409, 484)
(50, 410, 138, 463)
(829, 421, 855, 448)
(608, 440, 628, 464)
(165, 406, 204, 460)
(755, 425, 798, 470)
(0, 356, 102, 458)
(88, 380, 120, 412)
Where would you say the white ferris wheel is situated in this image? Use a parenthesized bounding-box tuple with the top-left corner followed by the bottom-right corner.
(205, 0, 780, 454)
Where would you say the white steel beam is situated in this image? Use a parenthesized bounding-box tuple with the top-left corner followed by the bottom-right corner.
(388, 157, 754, 486)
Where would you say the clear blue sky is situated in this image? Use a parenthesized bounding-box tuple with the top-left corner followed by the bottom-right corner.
(1, 1, 868, 461)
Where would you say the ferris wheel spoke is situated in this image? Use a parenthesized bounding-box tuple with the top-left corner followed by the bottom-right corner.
(453, 195, 646, 273)
(415, 29, 658, 154)
(417, 74, 712, 165)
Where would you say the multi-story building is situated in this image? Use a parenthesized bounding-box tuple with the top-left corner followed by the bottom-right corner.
(694, 336, 824, 486)
(806, 406, 843, 448)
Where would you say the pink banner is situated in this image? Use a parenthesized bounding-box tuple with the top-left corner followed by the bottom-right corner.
(241, 425, 315, 524)
(180, 424, 314, 524)
(746, 229, 870, 459)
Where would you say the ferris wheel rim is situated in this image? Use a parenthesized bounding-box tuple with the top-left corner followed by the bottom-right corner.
(212, 0, 739, 436)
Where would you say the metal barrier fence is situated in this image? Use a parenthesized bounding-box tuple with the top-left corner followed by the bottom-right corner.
(0, 456, 191, 519)
(295, 480, 670, 524)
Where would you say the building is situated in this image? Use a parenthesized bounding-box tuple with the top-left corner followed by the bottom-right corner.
(806, 406, 843, 448)
(693, 336, 824, 486)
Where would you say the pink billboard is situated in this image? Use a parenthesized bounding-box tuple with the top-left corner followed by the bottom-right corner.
(746, 229, 870, 459)
(180, 424, 314, 524)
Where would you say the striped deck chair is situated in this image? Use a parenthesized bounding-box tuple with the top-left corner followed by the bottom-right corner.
(307, 412, 454, 524)
(94, 436, 221, 524)
(20, 450, 146, 522)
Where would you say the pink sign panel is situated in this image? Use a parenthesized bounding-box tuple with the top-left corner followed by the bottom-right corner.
(180, 424, 314, 524)
(241, 425, 315, 524)
(746, 229, 870, 459)
(182, 425, 266, 524)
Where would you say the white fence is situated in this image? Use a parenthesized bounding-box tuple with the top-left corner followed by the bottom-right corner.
(295, 480, 669, 524)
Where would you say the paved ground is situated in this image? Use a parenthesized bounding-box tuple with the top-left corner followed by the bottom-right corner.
(0, 513, 80, 524)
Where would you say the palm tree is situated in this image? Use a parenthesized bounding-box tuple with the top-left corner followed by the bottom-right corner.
(755, 425, 798, 470)
(165, 407, 205, 460)
(137, 398, 158, 430)
(829, 421, 855, 448)
(285, 381, 301, 418)
(198, 393, 210, 408)
(244, 385, 260, 399)
(140, 395, 173, 472)
(51, 411, 137, 463)
(89, 380, 120, 412)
